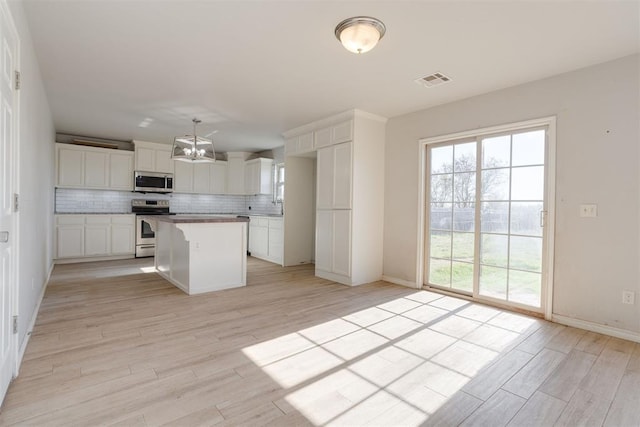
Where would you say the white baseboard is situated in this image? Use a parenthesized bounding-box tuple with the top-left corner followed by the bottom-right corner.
(16, 262, 54, 373)
(552, 314, 640, 344)
(382, 275, 420, 289)
(54, 254, 135, 264)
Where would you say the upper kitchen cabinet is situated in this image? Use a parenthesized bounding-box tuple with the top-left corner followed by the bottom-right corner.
(55, 143, 134, 191)
(133, 140, 173, 174)
(314, 120, 353, 149)
(174, 161, 228, 195)
(245, 158, 273, 195)
(316, 142, 352, 210)
(285, 131, 314, 156)
(226, 152, 251, 195)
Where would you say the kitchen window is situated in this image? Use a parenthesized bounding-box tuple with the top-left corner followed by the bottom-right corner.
(274, 163, 285, 202)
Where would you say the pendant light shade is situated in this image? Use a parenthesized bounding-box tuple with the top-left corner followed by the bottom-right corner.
(172, 118, 216, 163)
(335, 16, 386, 54)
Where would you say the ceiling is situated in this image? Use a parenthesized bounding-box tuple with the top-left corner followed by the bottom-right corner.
(23, 1, 640, 152)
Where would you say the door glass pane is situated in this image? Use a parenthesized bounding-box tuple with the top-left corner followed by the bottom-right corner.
(511, 202, 543, 237)
(482, 135, 510, 168)
(454, 142, 476, 172)
(509, 236, 542, 272)
(509, 270, 542, 306)
(479, 265, 508, 299)
(480, 234, 508, 267)
(430, 231, 452, 259)
(481, 168, 510, 200)
(431, 146, 453, 173)
(511, 166, 544, 200)
(429, 258, 451, 286)
(453, 204, 475, 232)
(452, 232, 474, 262)
(430, 203, 452, 230)
(512, 130, 545, 166)
(431, 174, 453, 203)
(454, 172, 475, 207)
(452, 261, 473, 292)
(480, 202, 509, 234)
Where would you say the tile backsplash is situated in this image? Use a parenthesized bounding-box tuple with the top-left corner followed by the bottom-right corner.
(55, 189, 281, 215)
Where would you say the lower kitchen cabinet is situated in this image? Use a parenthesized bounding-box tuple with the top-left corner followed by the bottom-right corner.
(55, 214, 135, 261)
(315, 209, 351, 280)
(249, 216, 283, 265)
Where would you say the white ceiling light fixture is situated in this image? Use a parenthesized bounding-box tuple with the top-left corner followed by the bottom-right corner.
(335, 16, 386, 54)
(171, 118, 216, 163)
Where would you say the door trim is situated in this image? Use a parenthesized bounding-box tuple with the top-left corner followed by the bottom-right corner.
(416, 116, 556, 319)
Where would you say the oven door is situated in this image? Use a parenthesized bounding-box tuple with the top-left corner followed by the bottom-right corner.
(136, 216, 156, 245)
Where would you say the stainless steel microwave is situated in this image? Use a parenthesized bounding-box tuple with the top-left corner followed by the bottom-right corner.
(134, 171, 173, 193)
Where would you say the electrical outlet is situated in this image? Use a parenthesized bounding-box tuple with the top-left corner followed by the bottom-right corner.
(580, 204, 597, 217)
(622, 290, 635, 305)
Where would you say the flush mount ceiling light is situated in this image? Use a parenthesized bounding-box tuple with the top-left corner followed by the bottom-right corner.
(335, 16, 386, 54)
(171, 118, 216, 163)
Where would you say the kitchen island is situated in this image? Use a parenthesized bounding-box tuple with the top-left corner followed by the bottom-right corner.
(144, 215, 249, 295)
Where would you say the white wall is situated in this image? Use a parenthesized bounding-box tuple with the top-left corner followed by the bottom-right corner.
(384, 55, 640, 335)
(7, 1, 55, 358)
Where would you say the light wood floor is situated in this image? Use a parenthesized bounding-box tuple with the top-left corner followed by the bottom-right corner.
(1, 258, 639, 426)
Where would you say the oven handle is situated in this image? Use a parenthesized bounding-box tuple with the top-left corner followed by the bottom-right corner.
(137, 244, 155, 249)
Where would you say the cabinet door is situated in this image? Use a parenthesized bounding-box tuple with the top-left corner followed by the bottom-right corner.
(111, 225, 134, 254)
(57, 147, 84, 187)
(56, 225, 84, 258)
(298, 132, 314, 153)
(210, 162, 227, 194)
(135, 147, 155, 171)
(109, 152, 134, 190)
(85, 225, 110, 256)
(192, 163, 210, 194)
(84, 151, 109, 188)
(332, 120, 353, 144)
(268, 218, 283, 264)
(315, 127, 332, 149)
(332, 210, 352, 277)
(244, 161, 257, 195)
(226, 158, 245, 195)
(333, 142, 352, 209)
(316, 147, 333, 209)
(315, 210, 332, 272)
(173, 161, 194, 193)
(155, 149, 174, 174)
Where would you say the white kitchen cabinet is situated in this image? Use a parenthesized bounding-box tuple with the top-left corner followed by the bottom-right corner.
(283, 110, 385, 285)
(210, 162, 228, 194)
(267, 217, 283, 264)
(285, 131, 314, 156)
(110, 215, 136, 255)
(55, 215, 85, 259)
(249, 216, 283, 265)
(55, 214, 136, 261)
(314, 120, 353, 149)
(314, 210, 351, 278)
(226, 152, 248, 195)
(249, 216, 269, 258)
(192, 163, 210, 194)
(245, 158, 273, 195)
(109, 152, 134, 190)
(134, 140, 174, 174)
(316, 142, 352, 210)
(55, 143, 134, 191)
(173, 160, 194, 193)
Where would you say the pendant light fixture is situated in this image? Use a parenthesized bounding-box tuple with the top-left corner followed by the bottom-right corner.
(335, 16, 386, 54)
(171, 118, 216, 163)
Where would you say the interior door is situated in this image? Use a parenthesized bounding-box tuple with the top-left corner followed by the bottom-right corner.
(0, 2, 17, 403)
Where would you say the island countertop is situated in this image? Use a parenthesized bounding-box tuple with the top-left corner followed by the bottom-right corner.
(141, 215, 250, 224)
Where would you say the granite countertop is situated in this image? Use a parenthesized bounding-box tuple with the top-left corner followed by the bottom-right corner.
(145, 215, 250, 224)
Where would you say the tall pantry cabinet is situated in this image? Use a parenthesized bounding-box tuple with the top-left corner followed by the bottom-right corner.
(284, 110, 386, 286)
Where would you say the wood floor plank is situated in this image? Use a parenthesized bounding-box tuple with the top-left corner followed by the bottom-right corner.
(2, 257, 634, 426)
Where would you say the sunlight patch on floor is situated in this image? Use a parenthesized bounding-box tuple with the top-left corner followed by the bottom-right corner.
(242, 289, 540, 426)
(138, 266, 157, 274)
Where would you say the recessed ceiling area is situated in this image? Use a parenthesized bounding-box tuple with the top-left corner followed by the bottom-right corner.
(22, 1, 640, 152)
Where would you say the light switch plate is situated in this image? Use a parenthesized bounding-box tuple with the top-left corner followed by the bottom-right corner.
(580, 204, 597, 217)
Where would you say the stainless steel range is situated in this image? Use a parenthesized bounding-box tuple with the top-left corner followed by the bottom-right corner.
(132, 199, 171, 257)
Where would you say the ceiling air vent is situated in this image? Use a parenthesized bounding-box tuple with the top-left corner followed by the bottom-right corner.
(415, 72, 451, 88)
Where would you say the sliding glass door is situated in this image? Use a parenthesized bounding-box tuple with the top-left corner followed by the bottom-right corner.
(425, 127, 548, 311)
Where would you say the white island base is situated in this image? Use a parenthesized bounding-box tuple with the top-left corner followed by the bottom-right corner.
(150, 216, 248, 295)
